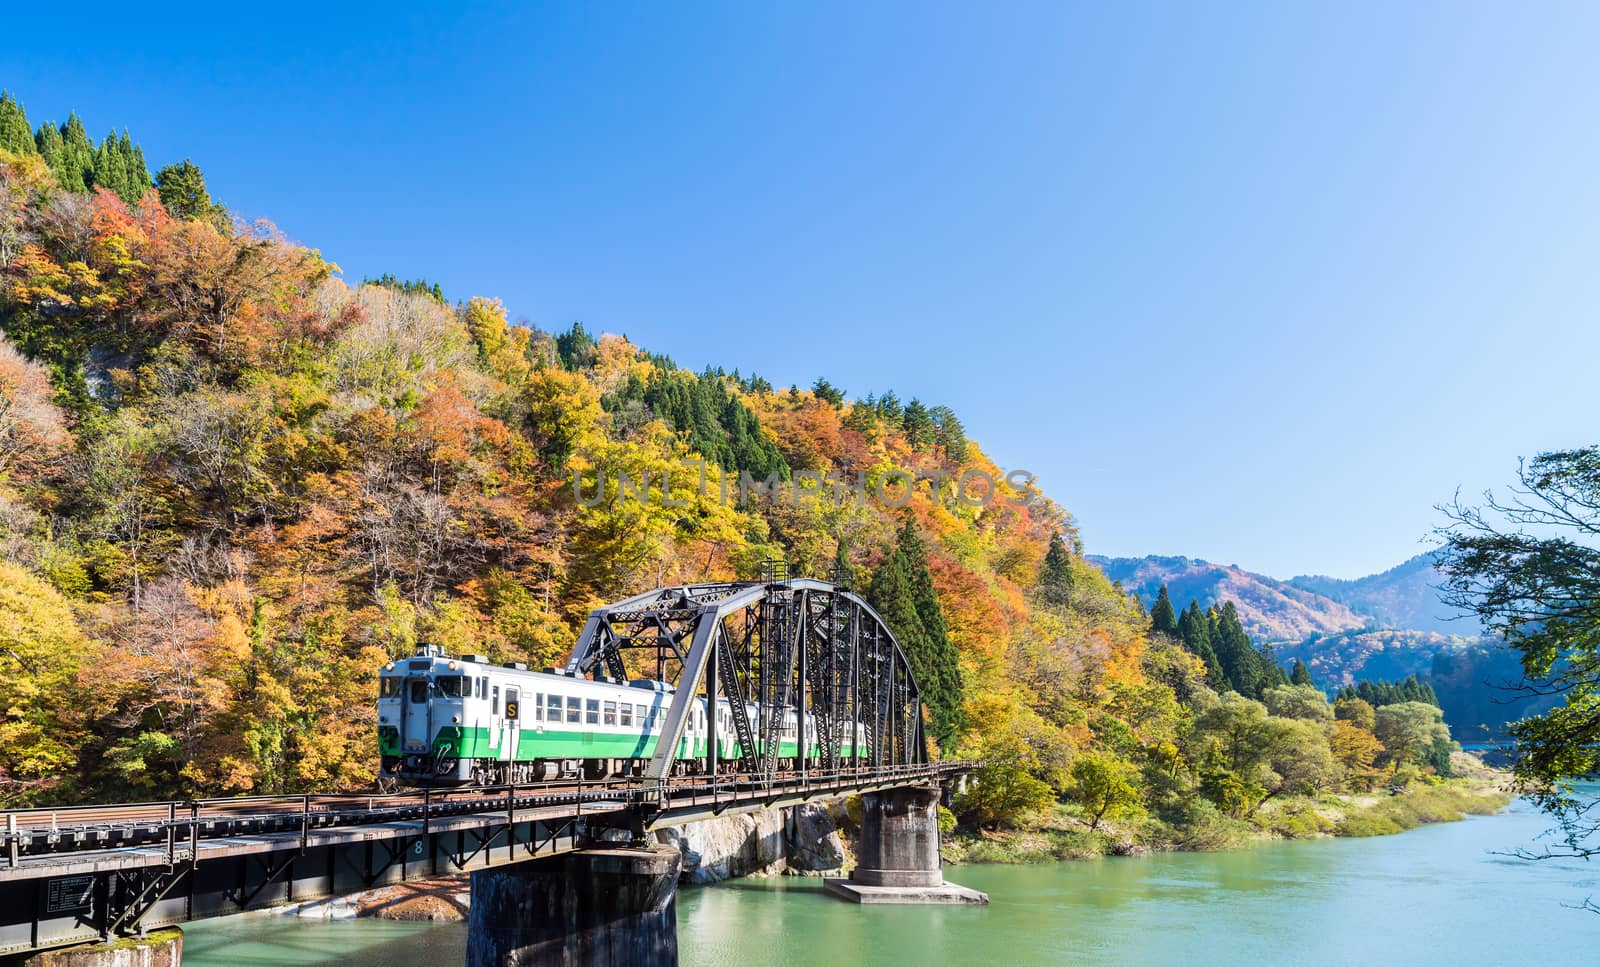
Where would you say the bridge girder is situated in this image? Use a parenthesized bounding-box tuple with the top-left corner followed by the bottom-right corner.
(563, 578, 929, 782)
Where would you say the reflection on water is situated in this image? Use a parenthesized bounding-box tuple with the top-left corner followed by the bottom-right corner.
(183, 797, 1600, 967)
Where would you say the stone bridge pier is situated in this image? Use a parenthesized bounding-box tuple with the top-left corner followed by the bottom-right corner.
(466, 846, 680, 967)
(826, 784, 987, 904)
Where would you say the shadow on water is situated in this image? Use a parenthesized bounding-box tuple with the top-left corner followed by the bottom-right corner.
(183, 798, 1600, 967)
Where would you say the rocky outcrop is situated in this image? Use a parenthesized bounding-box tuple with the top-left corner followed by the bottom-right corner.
(652, 797, 850, 883)
(654, 808, 788, 883)
(783, 802, 846, 874)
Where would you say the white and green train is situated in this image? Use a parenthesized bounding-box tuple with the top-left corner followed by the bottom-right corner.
(378, 646, 870, 785)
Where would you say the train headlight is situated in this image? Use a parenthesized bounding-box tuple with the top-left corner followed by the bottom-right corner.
(452, 715, 461, 724)
(448, 660, 458, 670)
(384, 662, 394, 671)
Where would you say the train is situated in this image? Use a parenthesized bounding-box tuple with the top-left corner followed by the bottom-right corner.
(377, 645, 870, 786)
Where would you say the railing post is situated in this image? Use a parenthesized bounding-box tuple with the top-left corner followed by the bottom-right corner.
(6, 813, 16, 868)
(423, 787, 431, 836)
(300, 795, 309, 852)
(189, 802, 199, 868)
(166, 803, 176, 865)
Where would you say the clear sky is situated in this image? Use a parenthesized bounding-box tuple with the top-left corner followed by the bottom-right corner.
(6, 2, 1599, 579)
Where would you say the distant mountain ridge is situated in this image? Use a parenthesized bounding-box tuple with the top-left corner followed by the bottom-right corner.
(1088, 554, 1366, 643)
(1089, 552, 1519, 736)
(1289, 553, 1482, 636)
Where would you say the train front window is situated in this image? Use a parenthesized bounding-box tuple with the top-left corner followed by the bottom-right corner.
(379, 678, 402, 699)
(408, 680, 427, 703)
(436, 675, 462, 698)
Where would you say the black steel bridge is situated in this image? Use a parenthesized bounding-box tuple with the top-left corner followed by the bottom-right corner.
(0, 577, 978, 961)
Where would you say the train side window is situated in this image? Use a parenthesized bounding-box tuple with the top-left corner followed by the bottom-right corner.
(603, 700, 617, 726)
(620, 704, 632, 727)
(586, 698, 600, 725)
(505, 687, 520, 720)
(477, 677, 486, 699)
(637, 704, 648, 726)
(532, 693, 542, 722)
(565, 696, 581, 724)
(546, 693, 561, 722)
(491, 685, 500, 715)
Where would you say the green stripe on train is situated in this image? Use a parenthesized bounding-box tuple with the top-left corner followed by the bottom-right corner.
(407, 726, 850, 763)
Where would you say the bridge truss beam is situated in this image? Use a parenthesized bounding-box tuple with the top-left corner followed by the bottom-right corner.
(563, 578, 928, 783)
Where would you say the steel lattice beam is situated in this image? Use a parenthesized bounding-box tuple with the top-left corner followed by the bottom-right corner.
(563, 578, 929, 782)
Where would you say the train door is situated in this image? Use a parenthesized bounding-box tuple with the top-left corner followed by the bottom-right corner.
(504, 686, 521, 767)
(402, 676, 431, 756)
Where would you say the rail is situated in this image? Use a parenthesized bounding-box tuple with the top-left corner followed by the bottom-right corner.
(2, 762, 973, 869)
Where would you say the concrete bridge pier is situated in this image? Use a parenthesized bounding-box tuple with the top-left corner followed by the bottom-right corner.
(7, 929, 183, 967)
(465, 846, 680, 967)
(825, 784, 987, 905)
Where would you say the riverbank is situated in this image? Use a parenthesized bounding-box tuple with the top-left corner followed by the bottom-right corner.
(942, 752, 1513, 864)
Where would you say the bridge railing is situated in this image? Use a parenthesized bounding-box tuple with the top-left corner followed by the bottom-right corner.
(3, 762, 975, 869)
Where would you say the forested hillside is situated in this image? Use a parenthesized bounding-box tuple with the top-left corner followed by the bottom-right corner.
(0, 105, 1463, 840)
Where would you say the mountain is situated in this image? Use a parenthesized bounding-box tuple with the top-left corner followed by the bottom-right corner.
(1289, 553, 1482, 636)
(1088, 555, 1366, 642)
(1092, 553, 1539, 738)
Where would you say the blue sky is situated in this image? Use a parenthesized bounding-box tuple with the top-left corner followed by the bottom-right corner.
(6, 2, 1599, 579)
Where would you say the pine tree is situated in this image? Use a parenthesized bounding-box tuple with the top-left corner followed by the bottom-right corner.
(130, 141, 151, 198)
(901, 398, 934, 449)
(92, 130, 129, 201)
(1038, 531, 1075, 606)
(34, 121, 66, 185)
(1149, 584, 1178, 636)
(867, 521, 963, 751)
(1290, 658, 1315, 687)
(0, 93, 37, 156)
(59, 114, 94, 193)
(1211, 602, 1260, 697)
(1178, 601, 1226, 690)
(155, 158, 216, 220)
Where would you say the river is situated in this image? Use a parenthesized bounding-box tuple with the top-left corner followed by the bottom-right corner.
(181, 796, 1599, 966)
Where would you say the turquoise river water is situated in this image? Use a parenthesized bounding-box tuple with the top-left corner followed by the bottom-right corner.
(182, 796, 1600, 966)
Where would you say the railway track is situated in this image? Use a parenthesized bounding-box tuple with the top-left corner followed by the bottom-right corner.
(1, 765, 958, 865)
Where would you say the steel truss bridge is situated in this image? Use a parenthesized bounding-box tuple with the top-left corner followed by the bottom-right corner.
(0, 577, 970, 958)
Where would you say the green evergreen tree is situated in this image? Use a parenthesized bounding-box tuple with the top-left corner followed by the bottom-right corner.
(34, 121, 66, 184)
(868, 521, 963, 751)
(1038, 531, 1075, 606)
(901, 398, 934, 448)
(1290, 658, 1315, 687)
(1149, 584, 1178, 636)
(876, 390, 903, 427)
(929, 405, 969, 463)
(1210, 602, 1260, 697)
(155, 158, 216, 220)
(130, 141, 151, 197)
(91, 130, 129, 200)
(0, 93, 37, 156)
(1178, 601, 1227, 690)
(59, 113, 94, 193)
(811, 378, 845, 407)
